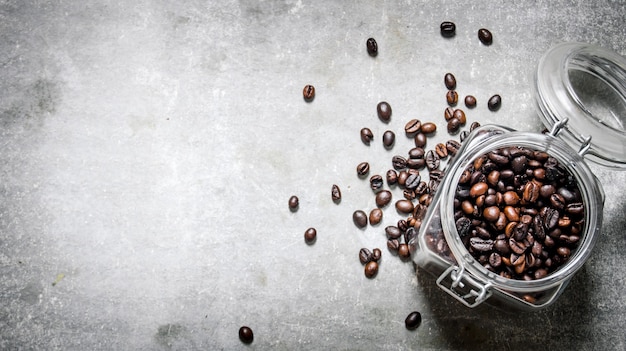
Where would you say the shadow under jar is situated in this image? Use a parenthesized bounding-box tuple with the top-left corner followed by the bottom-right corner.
(410, 42, 626, 310)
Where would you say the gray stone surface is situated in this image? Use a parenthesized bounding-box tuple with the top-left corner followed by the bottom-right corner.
(1, 1, 625, 350)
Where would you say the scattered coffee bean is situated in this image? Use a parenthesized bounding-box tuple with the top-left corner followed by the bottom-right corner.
(478, 28, 493, 45)
(414, 132, 427, 148)
(386, 169, 398, 186)
(288, 195, 299, 211)
(383, 130, 395, 148)
(357, 162, 370, 177)
(440, 21, 456, 38)
(366, 37, 378, 56)
(239, 326, 254, 344)
(359, 248, 373, 264)
(377, 101, 392, 122)
(470, 121, 481, 131)
(392, 155, 408, 170)
(353, 210, 368, 228)
(408, 147, 425, 159)
(487, 94, 502, 111)
(444, 106, 455, 121)
(332, 184, 342, 202)
(396, 199, 415, 214)
(303, 84, 315, 101)
(405, 173, 421, 190)
(364, 261, 378, 278)
(387, 239, 400, 252)
(375, 190, 393, 208)
(459, 130, 470, 142)
(444, 73, 457, 90)
(465, 95, 477, 108)
(421, 122, 437, 134)
(405, 311, 422, 330)
(360, 127, 374, 145)
(385, 225, 402, 239)
(453, 109, 466, 125)
(446, 140, 461, 156)
(425, 150, 440, 171)
(372, 248, 382, 262)
(370, 175, 384, 191)
(405, 119, 422, 135)
(447, 117, 461, 134)
(369, 208, 383, 225)
(398, 243, 410, 259)
(446, 90, 459, 105)
(304, 227, 317, 244)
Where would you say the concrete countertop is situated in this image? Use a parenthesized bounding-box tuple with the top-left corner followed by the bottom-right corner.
(1, 1, 625, 350)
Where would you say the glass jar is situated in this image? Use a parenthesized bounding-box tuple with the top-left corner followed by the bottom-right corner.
(409, 42, 626, 310)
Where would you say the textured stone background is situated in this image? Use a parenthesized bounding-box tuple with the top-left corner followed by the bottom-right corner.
(1, 1, 625, 350)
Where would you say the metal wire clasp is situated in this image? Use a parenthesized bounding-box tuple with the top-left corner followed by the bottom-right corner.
(547, 117, 592, 156)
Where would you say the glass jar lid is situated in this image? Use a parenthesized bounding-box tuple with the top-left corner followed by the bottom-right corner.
(534, 42, 626, 169)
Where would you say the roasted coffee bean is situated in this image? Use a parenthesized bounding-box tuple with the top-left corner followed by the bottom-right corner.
(447, 117, 461, 134)
(386, 169, 398, 185)
(470, 237, 494, 252)
(435, 143, 448, 158)
(470, 182, 488, 197)
(429, 169, 445, 182)
(550, 193, 566, 210)
(489, 252, 502, 267)
(377, 101, 392, 122)
(543, 207, 560, 230)
(304, 227, 317, 244)
(415, 181, 429, 196)
(366, 37, 378, 56)
(444, 107, 455, 121)
(288, 195, 299, 211)
(353, 210, 368, 228)
(397, 171, 409, 187)
(470, 121, 481, 131)
(425, 150, 440, 170)
(396, 199, 415, 214)
(392, 155, 408, 170)
(566, 202, 584, 216)
(387, 239, 400, 252)
(364, 261, 378, 278)
(239, 326, 254, 344)
(359, 248, 373, 264)
(370, 175, 384, 191)
(408, 147, 426, 159)
(456, 217, 472, 237)
(376, 190, 393, 207)
(405, 119, 422, 135)
(398, 243, 410, 259)
(404, 227, 417, 244)
(421, 122, 437, 134)
(465, 95, 477, 108)
(405, 173, 421, 190)
(453, 109, 466, 125)
(446, 140, 461, 156)
(372, 248, 382, 262)
(478, 28, 493, 45)
(405, 311, 422, 330)
(440, 21, 456, 38)
(414, 133, 427, 148)
(444, 73, 457, 90)
(369, 208, 383, 225)
(398, 219, 409, 232)
(483, 206, 501, 222)
(407, 158, 426, 170)
(303, 84, 315, 101)
(357, 162, 370, 177)
(446, 90, 459, 105)
(383, 130, 395, 148)
(487, 94, 502, 111)
(360, 127, 374, 145)
(332, 184, 342, 202)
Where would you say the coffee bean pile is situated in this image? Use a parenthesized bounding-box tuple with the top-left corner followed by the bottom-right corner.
(453, 146, 585, 281)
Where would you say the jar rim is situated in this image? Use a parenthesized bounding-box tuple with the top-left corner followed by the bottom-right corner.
(440, 128, 604, 293)
(534, 42, 626, 169)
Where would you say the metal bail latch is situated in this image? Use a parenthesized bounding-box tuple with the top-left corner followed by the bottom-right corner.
(548, 117, 593, 156)
(436, 265, 492, 308)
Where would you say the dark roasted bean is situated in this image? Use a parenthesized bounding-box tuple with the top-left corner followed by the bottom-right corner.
(288, 195, 299, 211)
(383, 130, 395, 148)
(364, 261, 378, 278)
(470, 121, 481, 131)
(487, 94, 502, 111)
(470, 237, 494, 252)
(377, 101, 392, 122)
(414, 132, 427, 148)
(446, 140, 461, 156)
(372, 248, 382, 262)
(440, 21, 456, 38)
(366, 37, 378, 56)
(408, 147, 426, 159)
(387, 239, 400, 252)
(421, 122, 437, 134)
(385, 225, 402, 240)
(456, 217, 472, 237)
(395, 199, 415, 214)
(370, 175, 384, 191)
(453, 109, 466, 125)
(405, 311, 422, 330)
(435, 143, 448, 158)
(447, 117, 461, 134)
(392, 155, 408, 170)
(359, 248, 373, 264)
(405, 173, 421, 190)
(465, 95, 477, 108)
(332, 184, 341, 202)
(353, 210, 368, 228)
(357, 162, 370, 177)
(444, 106, 455, 121)
(304, 227, 317, 244)
(376, 190, 393, 207)
(398, 243, 410, 259)
(239, 326, 254, 344)
(460, 130, 470, 142)
(425, 150, 440, 170)
(478, 28, 493, 45)
(386, 169, 398, 185)
(360, 127, 374, 145)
